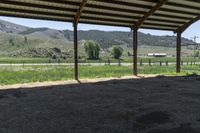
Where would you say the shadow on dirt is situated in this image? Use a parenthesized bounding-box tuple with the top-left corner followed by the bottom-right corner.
(0, 75, 200, 133)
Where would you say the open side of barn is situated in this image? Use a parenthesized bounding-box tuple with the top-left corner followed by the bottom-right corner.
(0, 0, 199, 79)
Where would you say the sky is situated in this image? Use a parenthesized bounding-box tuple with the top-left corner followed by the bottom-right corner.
(0, 16, 199, 43)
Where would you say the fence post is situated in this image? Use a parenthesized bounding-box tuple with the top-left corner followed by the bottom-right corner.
(149, 59, 151, 66)
(140, 60, 142, 66)
(118, 59, 121, 66)
(108, 59, 110, 65)
(181, 61, 183, 65)
(22, 61, 25, 68)
(166, 61, 168, 66)
(160, 61, 162, 66)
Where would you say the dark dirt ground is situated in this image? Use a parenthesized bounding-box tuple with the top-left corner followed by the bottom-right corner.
(0, 76, 200, 133)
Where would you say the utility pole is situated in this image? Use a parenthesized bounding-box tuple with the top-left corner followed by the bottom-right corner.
(191, 36, 199, 64)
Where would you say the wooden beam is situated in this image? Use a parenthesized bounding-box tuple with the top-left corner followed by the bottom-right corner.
(92, 0, 153, 9)
(0, 7, 75, 18)
(176, 30, 181, 73)
(166, 2, 200, 11)
(0, 0, 77, 13)
(73, 0, 89, 80)
(141, 26, 175, 32)
(74, 0, 88, 24)
(133, 28, 138, 76)
(79, 20, 131, 28)
(179, 15, 200, 33)
(136, 0, 168, 29)
(74, 23, 78, 80)
(0, 0, 191, 22)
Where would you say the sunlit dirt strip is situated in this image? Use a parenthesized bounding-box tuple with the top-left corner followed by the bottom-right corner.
(0, 75, 159, 90)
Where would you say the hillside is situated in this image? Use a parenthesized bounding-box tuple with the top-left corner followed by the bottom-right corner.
(0, 19, 195, 58)
(64, 30, 193, 48)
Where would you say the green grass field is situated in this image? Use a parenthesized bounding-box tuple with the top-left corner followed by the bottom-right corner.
(0, 57, 200, 64)
(0, 65, 199, 85)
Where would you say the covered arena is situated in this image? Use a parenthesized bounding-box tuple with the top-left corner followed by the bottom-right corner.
(0, 0, 200, 132)
(0, 0, 199, 79)
(1, 75, 200, 133)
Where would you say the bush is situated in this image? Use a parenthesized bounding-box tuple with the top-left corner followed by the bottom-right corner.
(52, 54, 57, 59)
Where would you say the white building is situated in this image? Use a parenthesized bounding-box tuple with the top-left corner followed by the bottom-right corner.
(148, 53, 167, 57)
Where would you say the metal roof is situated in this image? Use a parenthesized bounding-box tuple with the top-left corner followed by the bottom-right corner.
(0, 0, 199, 32)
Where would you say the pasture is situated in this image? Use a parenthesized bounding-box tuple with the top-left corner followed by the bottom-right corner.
(0, 64, 199, 85)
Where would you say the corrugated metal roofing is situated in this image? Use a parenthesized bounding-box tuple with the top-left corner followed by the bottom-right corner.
(0, 0, 199, 32)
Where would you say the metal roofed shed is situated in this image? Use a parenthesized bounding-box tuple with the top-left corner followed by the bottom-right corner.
(0, 0, 199, 79)
(148, 53, 167, 57)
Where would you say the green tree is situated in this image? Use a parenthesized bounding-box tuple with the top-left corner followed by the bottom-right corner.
(111, 46, 123, 59)
(84, 40, 100, 59)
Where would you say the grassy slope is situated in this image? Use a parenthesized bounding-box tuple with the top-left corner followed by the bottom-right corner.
(0, 32, 77, 56)
(0, 31, 197, 58)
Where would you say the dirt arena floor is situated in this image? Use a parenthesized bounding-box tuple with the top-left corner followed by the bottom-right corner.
(0, 75, 200, 133)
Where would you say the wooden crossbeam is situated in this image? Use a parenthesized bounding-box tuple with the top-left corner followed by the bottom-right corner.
(74, 0, 88, 24)
(135, 0, 168, 29)
(179, 15, 200, 33)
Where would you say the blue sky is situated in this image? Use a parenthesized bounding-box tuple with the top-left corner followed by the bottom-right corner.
(0, 16, 199, 42)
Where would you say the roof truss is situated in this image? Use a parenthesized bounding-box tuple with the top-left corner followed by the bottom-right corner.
(0, 0, 199, 32)
(135, 0, 168, 29)
(74, 0, 88, 24)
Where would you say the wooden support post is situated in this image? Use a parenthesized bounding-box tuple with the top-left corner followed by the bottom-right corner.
(176, 31, 181, 73)
(133, 28, 138, 76)
(74, 23, 78, 80)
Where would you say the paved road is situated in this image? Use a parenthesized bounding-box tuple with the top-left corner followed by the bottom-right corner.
(0, 62, 199, 67)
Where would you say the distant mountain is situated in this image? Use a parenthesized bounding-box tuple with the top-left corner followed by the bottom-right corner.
(0, 19, 195, 57)
(63, 30, 194, 48)
(19, 28, 66, 39)
(0, 19, 194, 47)
(0, 20, 28, 33)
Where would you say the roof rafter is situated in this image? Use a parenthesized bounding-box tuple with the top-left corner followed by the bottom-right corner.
(74, 0, 88, 24)
(179, 15, 200, 33)
(0, 0, 77, 13)
(135, 0, 168, 29)
(0, 0, 199, 32)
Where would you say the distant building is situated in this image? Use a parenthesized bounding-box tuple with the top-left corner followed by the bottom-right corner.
(147, 53, 167, 57)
